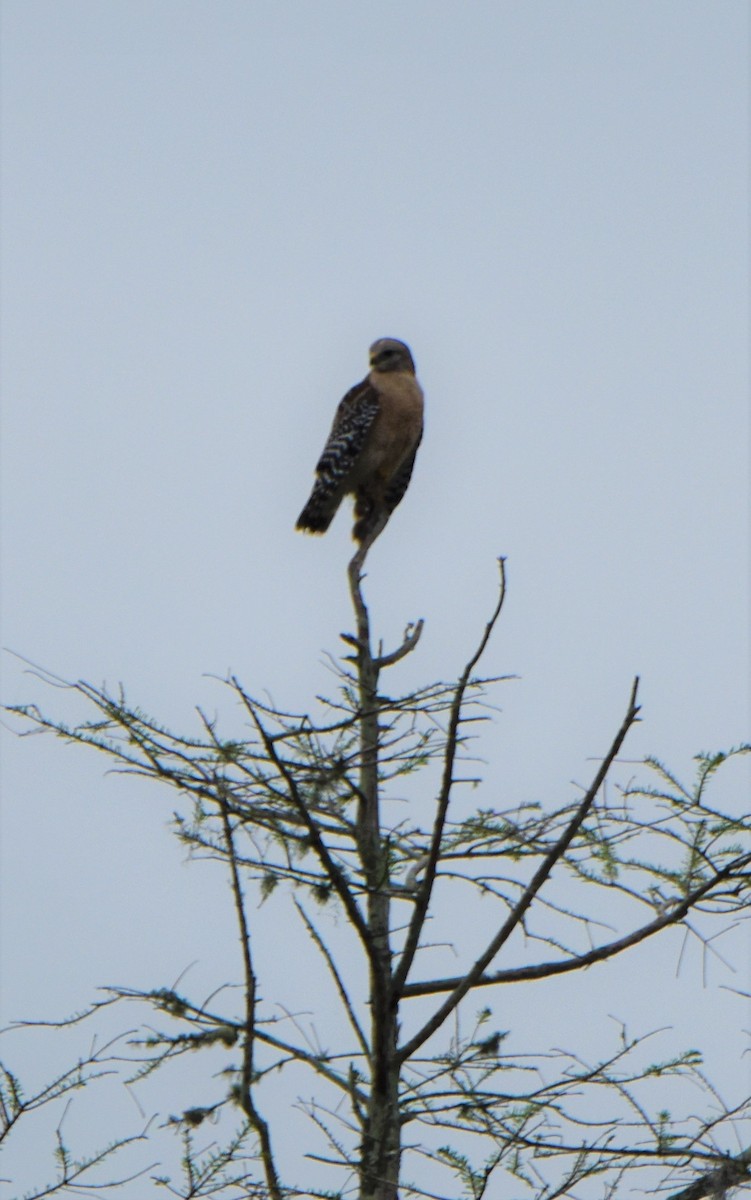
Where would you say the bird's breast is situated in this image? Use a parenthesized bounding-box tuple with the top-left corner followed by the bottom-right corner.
(359, 376, 423, 475)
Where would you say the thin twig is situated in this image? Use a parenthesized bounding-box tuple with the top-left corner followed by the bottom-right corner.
(232, 678, 375, 961)
(294, 900, 370, 1059)
(394, 558, 508, 997)
(398, 675, 640, 1062)
(400, 849, 750, 996)
(666, 1147, 751, 1200)
(217, 787, 282, 1200)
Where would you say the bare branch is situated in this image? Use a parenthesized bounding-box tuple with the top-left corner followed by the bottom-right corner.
(393, 560, 508, 999)
(233, 679, 374, 959)
(666, 1147, 751, 1200)
(217, 789, 282, 1200)
(294, 900, 369, 1059)
(375, 620, 425, 670)
(401, 848, 750, 996)
(398, 676, 641, 1061)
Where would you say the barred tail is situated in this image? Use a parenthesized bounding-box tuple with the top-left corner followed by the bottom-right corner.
(296, 484, 341, 535)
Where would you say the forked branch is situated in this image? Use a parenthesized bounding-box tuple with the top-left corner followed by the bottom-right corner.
(399, 675, 641, 1061)
(394, 558, 508, 995)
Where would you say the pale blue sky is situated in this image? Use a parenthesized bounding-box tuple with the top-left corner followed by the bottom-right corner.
(1, 3, 748, 1195)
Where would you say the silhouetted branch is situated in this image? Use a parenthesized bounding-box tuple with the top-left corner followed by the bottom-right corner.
(667, 1147, 751, 1200)
(394, 558, 507, 996)
(217, 788, 282, 1200)
(5, 557, 749, 1200)
(401, 847, 750, 996)
(399, 674, 640, 1060)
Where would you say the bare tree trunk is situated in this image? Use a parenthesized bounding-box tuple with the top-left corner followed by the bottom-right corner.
(349, 543, 401, 1200)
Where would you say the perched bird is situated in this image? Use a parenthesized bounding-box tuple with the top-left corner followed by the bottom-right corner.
(296, 338, 424, 543)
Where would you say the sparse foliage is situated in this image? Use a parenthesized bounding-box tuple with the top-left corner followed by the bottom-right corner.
(4, 551, 750, 1199)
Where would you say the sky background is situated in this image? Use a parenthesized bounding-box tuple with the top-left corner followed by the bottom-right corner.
(1, 2, 749, 1196)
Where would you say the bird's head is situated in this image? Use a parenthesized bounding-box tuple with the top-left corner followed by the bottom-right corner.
(369, 338, 415, 375)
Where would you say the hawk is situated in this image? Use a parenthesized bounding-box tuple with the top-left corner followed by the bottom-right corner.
(296, 338, 424, 543)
